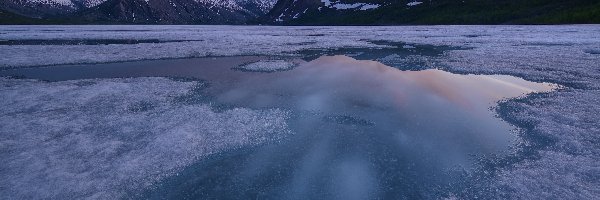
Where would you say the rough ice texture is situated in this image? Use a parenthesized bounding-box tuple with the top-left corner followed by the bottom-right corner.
(236, 59, 296, 72)
(0, 25, 600, 198)
(0, 25, 597, 70)
(0, 77, 290, 199)
(486, 90, 600, 199)
(0, 25, 381, 68)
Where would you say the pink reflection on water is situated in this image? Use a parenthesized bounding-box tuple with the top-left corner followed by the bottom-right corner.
(287, 55, 556, 113)
(216, 55, 558, 168)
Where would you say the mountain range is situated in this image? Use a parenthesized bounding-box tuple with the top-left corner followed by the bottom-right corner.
(1, 0, 599, 24)
(1, 0, 277, 24)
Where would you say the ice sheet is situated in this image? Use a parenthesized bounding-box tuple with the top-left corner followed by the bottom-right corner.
(0, 77, 291, 199)
(0, 25, 599, 199)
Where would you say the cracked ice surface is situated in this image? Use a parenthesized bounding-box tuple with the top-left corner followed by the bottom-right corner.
(0, 77, 291, 199)
(0, 25, 599, 199)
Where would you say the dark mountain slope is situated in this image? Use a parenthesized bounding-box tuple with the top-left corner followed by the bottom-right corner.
(265, 0, 600, 25)
(0, 0, 76, 18)
(1, 0, 598, 24)
(0, 0, 277, 24)
(0, 8, 43, 24)
(75, 0, 262, 24)
(0, 8, 78, 24)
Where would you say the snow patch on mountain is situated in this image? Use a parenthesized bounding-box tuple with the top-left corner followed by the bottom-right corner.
(240, 0, 278, 12)
(78, 0, 107, 7)
(407, 1, 422, 6)
(15, 0, 276, 16)
(26, 0, 74, 7)
(193, 0, 276, 12)
(197, 0, 242, 10)
(23, 0, 108, 8)
(321, 0, 380, 10)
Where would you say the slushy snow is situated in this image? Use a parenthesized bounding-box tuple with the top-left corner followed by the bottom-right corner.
(0, 77, 291, 199)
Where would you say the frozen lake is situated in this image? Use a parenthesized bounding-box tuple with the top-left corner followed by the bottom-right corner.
(0, 25, 599, 199)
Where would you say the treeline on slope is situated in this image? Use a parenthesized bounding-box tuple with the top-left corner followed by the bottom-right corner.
(0, 9, 87, 24)
(280, 0, 600, 25)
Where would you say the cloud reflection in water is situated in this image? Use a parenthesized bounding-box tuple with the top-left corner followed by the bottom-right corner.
(153, 55, 558, 199)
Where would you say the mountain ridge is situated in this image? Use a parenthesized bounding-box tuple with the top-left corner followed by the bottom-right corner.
(265, 0, 600, 25)
(1, 0, 599, 24)
(1, 0, 277, 24)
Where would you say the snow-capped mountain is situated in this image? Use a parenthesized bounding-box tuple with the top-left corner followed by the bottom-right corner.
(265, 0, 386, 23)
(1, 0, 598, 24)
(76, 0, 277, 24)
(16, 0, 106, 8)
(0, 0, 277, 23)
(0, 0, 107, 17)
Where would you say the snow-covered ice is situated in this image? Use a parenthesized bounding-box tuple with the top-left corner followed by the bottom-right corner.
(0, 77, 290, 199)
(0, 25, 599, 199)
(236, 59, 298, 72)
